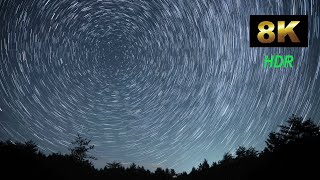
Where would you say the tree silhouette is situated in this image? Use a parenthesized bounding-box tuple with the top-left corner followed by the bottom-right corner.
(235, 146, 258, 159)
(129, 162, 137, 170)
(69, 134, 96, 161)
(219, 152, 233, 164)
(279, 115, 320, 139)
(105, 161, 123, 169)
(170, 168, 176, 177)
(266, 114, 320, 152)
(198, 159, 210, 171)
(265, 132, 284, 152)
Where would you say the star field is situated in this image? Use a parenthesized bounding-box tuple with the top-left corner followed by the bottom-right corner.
(0, 0, 320, 172)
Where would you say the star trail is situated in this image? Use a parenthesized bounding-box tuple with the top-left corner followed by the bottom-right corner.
(0, 0, 320, 172)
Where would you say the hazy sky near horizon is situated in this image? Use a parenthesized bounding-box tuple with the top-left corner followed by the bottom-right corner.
(0, 0, 320, 172)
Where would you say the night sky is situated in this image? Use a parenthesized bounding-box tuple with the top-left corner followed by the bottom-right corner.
(0, 0, 320, 172)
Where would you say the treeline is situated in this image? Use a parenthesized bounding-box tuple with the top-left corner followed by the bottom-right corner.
(0, 114, 320, 179)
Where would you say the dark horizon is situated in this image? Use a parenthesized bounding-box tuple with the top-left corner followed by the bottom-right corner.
(1, 114, 320, 179)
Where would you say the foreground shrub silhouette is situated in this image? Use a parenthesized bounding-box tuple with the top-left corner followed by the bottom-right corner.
(0, 114, 319, 179)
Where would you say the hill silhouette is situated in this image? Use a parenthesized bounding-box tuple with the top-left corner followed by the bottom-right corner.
(0, 114, 319, 179)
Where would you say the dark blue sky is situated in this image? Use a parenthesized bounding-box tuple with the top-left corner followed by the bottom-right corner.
(0, 0, 320, 172)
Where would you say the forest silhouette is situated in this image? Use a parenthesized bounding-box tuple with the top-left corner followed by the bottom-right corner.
(1, 114, 319, 179)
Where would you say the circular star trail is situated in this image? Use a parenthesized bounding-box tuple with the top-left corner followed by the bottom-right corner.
(0, 0, 320, 172)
